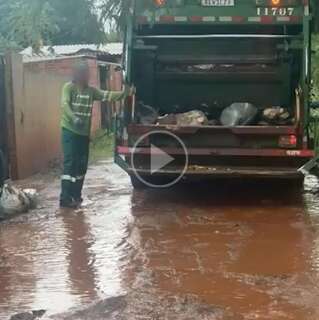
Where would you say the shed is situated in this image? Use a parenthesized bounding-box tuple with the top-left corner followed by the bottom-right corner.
(20, 43, 123, 63)
(4, 43, 123, 179)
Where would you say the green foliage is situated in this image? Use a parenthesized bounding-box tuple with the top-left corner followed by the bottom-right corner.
(105, 27, 122, 42)
(90, 130, 114, 161)
(99, 0, 135, 30)
(313, 0, 319, 32)
(0, 0, 105, 52)
(0, 35, 19, 54)
(312, 35, 319, 101)
(7, 0, 58, 52)
(310, 32, 319, 153)
(99, 0, 159, 30)
(50, 0, 105, 45)
(0, 0, 18, 53)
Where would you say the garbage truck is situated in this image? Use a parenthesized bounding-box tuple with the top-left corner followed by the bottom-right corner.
(115, 0, 316, 188)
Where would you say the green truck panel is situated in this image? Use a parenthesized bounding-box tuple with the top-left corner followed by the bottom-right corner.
(136, 0, 306, 24)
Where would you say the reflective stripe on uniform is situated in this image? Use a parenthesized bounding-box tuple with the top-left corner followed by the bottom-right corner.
(107, 92, 113, 101)
(73, 102, 92, 108)
(103, 91, 109, 101)
(61, 175, 76, 183)
(76, 175, 85, 181)
(75, 112, 91, 117)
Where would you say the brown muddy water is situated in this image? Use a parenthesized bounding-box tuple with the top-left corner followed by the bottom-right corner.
(1, 160, 319, 320)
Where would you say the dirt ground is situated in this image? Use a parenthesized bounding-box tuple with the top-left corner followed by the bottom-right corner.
(1, 160, 319, 320)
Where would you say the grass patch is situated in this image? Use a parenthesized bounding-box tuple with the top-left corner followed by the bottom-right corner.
(311, 36, 319, 154)
(312, 35, 319, 101)
(90, 129, 114, 162)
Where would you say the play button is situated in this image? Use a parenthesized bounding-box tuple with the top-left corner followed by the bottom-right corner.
(131, 130, 189, 188)
(150, 144, 175, 174)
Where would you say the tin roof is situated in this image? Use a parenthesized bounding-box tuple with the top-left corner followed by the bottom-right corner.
(20, 43, 123, 62)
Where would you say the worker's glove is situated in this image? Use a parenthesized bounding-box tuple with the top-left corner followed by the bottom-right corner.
(74, 117, 84, 129)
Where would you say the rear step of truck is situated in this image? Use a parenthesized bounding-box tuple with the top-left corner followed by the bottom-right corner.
(127, 165, 304, 179)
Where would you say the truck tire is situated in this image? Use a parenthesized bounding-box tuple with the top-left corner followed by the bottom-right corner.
(275, 177, 304, 190)
(290, 177, 304, 190)
(130, 175, 173, 189)
(130, 175, 147, 189)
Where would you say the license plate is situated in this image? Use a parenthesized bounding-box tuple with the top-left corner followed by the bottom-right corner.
(257, 7, 295, 16)
(201, 0, 234, 6)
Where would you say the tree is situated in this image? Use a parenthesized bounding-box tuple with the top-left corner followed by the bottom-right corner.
(314, 1, 319, 32)
(50, 0, 105, 45)
(6, 0, 58, 52)
(99, 0, 132, 30)
(0, 0, 106, 53)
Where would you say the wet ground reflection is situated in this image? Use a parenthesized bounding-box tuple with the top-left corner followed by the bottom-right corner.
(0, 161, 319, 319)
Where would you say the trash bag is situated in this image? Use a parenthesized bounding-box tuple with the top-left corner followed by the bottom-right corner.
(0, 184, 31, 217)
(220, 103, 258, 127)
(262, 107, 291, 125)
(10, 310, 46, 320)
(23, 189, 39, 209)
(137, 102, 159, 125)
(157, 114, 177, 125)
(176, 110, 208, 126)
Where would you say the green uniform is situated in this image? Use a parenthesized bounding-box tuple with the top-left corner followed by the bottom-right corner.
(61, 82, 127, 136)
(60, 82, 128, 205)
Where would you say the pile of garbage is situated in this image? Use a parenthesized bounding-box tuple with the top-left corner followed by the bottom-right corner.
(136, 101, 293, 127)
(160, 63, 216, 73)
(10, 310, 46, 320)
(220, 103, 258, 126)
(0, 184, 38, 219)
(260, 107, 292, 125)
(136, 102, 159, 125)
(158, 110, 208, 126)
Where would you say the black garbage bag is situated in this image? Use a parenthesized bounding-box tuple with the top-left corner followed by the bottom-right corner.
(137, 102, 159, 125)
(220, 103, 258, 126)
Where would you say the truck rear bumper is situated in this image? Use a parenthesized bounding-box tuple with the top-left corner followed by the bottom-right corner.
(117, 146, 314, 158)
(126, 166, 303, 179)
(116, 146, 314, 179)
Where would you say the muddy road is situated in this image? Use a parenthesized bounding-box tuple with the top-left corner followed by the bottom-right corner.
(1, 160, 319, 319)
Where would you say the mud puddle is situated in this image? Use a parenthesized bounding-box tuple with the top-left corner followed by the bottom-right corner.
(1, 160, 319, 319)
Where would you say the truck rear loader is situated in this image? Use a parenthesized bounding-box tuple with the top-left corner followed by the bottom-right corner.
(115, 0, 316, 188)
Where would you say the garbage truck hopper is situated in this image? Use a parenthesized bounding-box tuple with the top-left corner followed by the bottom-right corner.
(115, 0, 315, 187)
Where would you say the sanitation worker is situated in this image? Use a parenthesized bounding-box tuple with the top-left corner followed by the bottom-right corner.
(60, 62, 133, 208)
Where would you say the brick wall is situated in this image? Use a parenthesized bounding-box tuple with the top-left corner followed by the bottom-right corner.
(9, 55, 111, 179)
